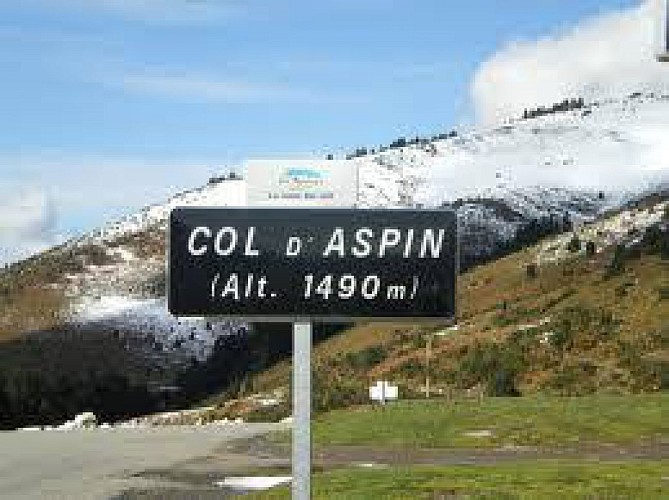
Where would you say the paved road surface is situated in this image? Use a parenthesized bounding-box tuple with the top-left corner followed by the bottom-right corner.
(3, 424, 665, 499)
(0, 424, 286, 500)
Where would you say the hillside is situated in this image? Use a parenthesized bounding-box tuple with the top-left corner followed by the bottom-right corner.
(233, 201, 668, 417)
(4, 92, 669, 342)
(1, 91, 669, 428)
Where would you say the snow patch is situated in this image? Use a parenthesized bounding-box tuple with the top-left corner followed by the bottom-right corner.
(69, 295, 245, 361)
(214, 476, 292, 491)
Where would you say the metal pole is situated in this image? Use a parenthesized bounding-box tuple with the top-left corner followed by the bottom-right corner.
(293, 321, 312, 500)
(665, 0, 669, 53)
(660, 0, 669, 61)
(425, 334, 431, 399)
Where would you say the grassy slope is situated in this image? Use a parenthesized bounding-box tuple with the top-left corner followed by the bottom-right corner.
(0, 246, 77, 341)
(249, 217, 669, 498)
(0, 227, 166, 341)
(250, 460, 669, 499)
(1, 203, 667, 419)
(312, 394, 668, 449)
(243, 227, 668, 403)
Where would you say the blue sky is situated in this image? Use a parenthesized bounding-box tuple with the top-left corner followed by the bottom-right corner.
(0, 0, 646, 263)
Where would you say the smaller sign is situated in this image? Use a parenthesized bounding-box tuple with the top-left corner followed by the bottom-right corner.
(369, 381, 398, 404)
(246, 159, 358, 207)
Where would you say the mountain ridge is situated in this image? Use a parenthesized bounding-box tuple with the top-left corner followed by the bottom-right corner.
(1, 90, 668, 427)
(3, 91, 669, 350)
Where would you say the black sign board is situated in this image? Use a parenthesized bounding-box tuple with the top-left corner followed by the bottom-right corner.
(169, 208, 457, 321)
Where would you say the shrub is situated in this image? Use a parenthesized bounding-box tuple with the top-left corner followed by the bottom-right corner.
(398, 358, 423, 377)
(585, 241, 597, 257)
(615, 283, 630, 297)
(566, 236, 581, 253)
(389, 137, 407, 149)
(457, 342, 523, 396)
(543, 360, 598, 396)
(244, 403, 290, 423)
(343, 345, 387, 369)
(658, 286, 669, 301)
(627, 359, 669, 392)
(550, 306, 618, 351)
(649, 327, 669, 348)
(312, 368, 368, 412)
(606, 245, 628, 277)
(643, 224, 669, 259)
(489, 369, 521, 397)
(659, 362, 669, 390)
(78, 244, 113, 266)
(492, 305, 538, 328)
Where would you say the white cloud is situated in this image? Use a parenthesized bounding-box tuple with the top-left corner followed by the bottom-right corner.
(0, 154, 231, 265)
(0, 188, 54, 237)
(0, 186, 61, 266)
(472, 0, 669, 124)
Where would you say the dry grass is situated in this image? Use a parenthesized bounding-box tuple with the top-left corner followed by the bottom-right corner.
(0, 286, 65, 341)
(0, 224, 168, 343)
(245, 232, 669, 399)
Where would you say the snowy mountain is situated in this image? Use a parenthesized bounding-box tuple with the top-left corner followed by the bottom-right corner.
(1, 90, 669, 429)
(5, 91, 669, 367)
(358, 91, 669, 261)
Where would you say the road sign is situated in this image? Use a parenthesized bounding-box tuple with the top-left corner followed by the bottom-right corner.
(169, 208, 457, 321)
(246, 159, 359, 207)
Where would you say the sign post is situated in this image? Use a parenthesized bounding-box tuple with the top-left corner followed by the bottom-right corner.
(659, 0, 669, 62)
(292, 321, 312, 499)
(168, 208, 457, 499)
(246, 159, 358, 499)
(245, 159, 361, 500)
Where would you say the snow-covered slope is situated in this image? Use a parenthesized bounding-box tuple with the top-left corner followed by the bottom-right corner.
(75, 93, 669, 250)
(81, 178, 246, 243)
(359, 93, 667, 206)
(359, 92, 669, 261)
(420, 94, 669, 205)
(46, 92, 669, 363)
(61, 179, 247, 362)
